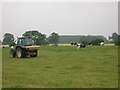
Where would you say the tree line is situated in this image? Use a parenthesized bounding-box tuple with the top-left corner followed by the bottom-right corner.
(1, 30, 120, 46)
(2, 30, 60, 45)
(59, 35, 108, 45)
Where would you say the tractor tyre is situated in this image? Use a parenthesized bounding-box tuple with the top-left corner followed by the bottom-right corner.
(10, 50, 16, 58)
(30, 50, 38, 57)
(16, 47, 26, 58)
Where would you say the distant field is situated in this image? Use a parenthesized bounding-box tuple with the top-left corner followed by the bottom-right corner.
(49, 44, 115, 46)
(0, 45, 9, 47)
(0, 44, 115, 47)
(2, 46, 118, 88)
(104, 44, 115, 46)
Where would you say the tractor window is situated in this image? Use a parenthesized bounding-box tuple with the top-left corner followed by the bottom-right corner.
(21, 38, 34, 45)
(17, 39, 22, 45)
(17, 38, 34, 45)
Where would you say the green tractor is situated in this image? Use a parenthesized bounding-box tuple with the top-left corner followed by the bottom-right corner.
(10, 36, 40, 58)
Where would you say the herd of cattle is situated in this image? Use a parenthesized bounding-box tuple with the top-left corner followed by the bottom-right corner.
(70, 42, 104, 49)
(51, 42, 104, 50)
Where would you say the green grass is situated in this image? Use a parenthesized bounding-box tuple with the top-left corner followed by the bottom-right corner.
(2, 46, 118, 88)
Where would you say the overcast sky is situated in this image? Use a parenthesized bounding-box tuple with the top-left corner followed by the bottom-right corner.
(2, 2, 118, 38)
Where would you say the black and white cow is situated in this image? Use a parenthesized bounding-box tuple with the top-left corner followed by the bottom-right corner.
(76, 43, 86, 49)
(99, 42, 104, 46)
(71, 42, 86, 49)
(71, 42, 74, 45)
(71, 42, 77, 45)
(88, 43, 92, 46)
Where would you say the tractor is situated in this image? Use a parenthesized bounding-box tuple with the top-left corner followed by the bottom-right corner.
(10, 36, 40, 58)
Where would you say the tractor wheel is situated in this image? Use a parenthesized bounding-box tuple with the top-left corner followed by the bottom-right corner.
(16, 47, 26, 58)
(10, 50, 16, 58)
(30, 50, 38, 57)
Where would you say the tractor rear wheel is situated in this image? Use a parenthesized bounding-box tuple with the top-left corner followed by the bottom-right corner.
(30, 50, 38, 57)
(16, 47, 26, 58)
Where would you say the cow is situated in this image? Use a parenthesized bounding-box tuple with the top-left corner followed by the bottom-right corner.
(77, 43, 86, 49)
(88, 43, 92, 46)
(71, 42, 74, 45)
(99, 42, 104, 46)
(74, 42, 78, 45)
(71, 42, 78, 45)
(71, 42, 86, 49)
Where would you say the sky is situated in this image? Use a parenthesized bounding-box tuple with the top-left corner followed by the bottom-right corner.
(1, 1, 118, 39)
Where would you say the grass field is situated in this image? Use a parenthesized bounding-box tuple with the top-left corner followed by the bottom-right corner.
(2, 46, 118, 88)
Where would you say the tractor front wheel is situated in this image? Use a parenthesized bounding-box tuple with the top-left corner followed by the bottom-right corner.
(10, 50, 16, 58)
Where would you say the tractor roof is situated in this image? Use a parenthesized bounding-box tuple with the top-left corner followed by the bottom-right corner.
(18, 36, 32, 39)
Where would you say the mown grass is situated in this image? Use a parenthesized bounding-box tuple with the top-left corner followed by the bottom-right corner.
(2, 46, 118, 88)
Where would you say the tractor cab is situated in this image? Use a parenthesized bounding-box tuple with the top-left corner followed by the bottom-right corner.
(17, 36, 35, 46)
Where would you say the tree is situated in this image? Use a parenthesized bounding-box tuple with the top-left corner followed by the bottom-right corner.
(109, 32, 120, 45)
(35, 33, 49, 45)
(48, 32, 60, 44)
(22, 30, 48, 45)
(2, 33, 14, 45)
(9, 42, 16, 47)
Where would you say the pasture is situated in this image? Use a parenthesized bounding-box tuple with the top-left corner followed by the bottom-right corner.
(2, 46, 118, 88)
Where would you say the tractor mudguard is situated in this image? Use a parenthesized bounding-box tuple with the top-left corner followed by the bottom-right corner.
(25, 46, 40, 50)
